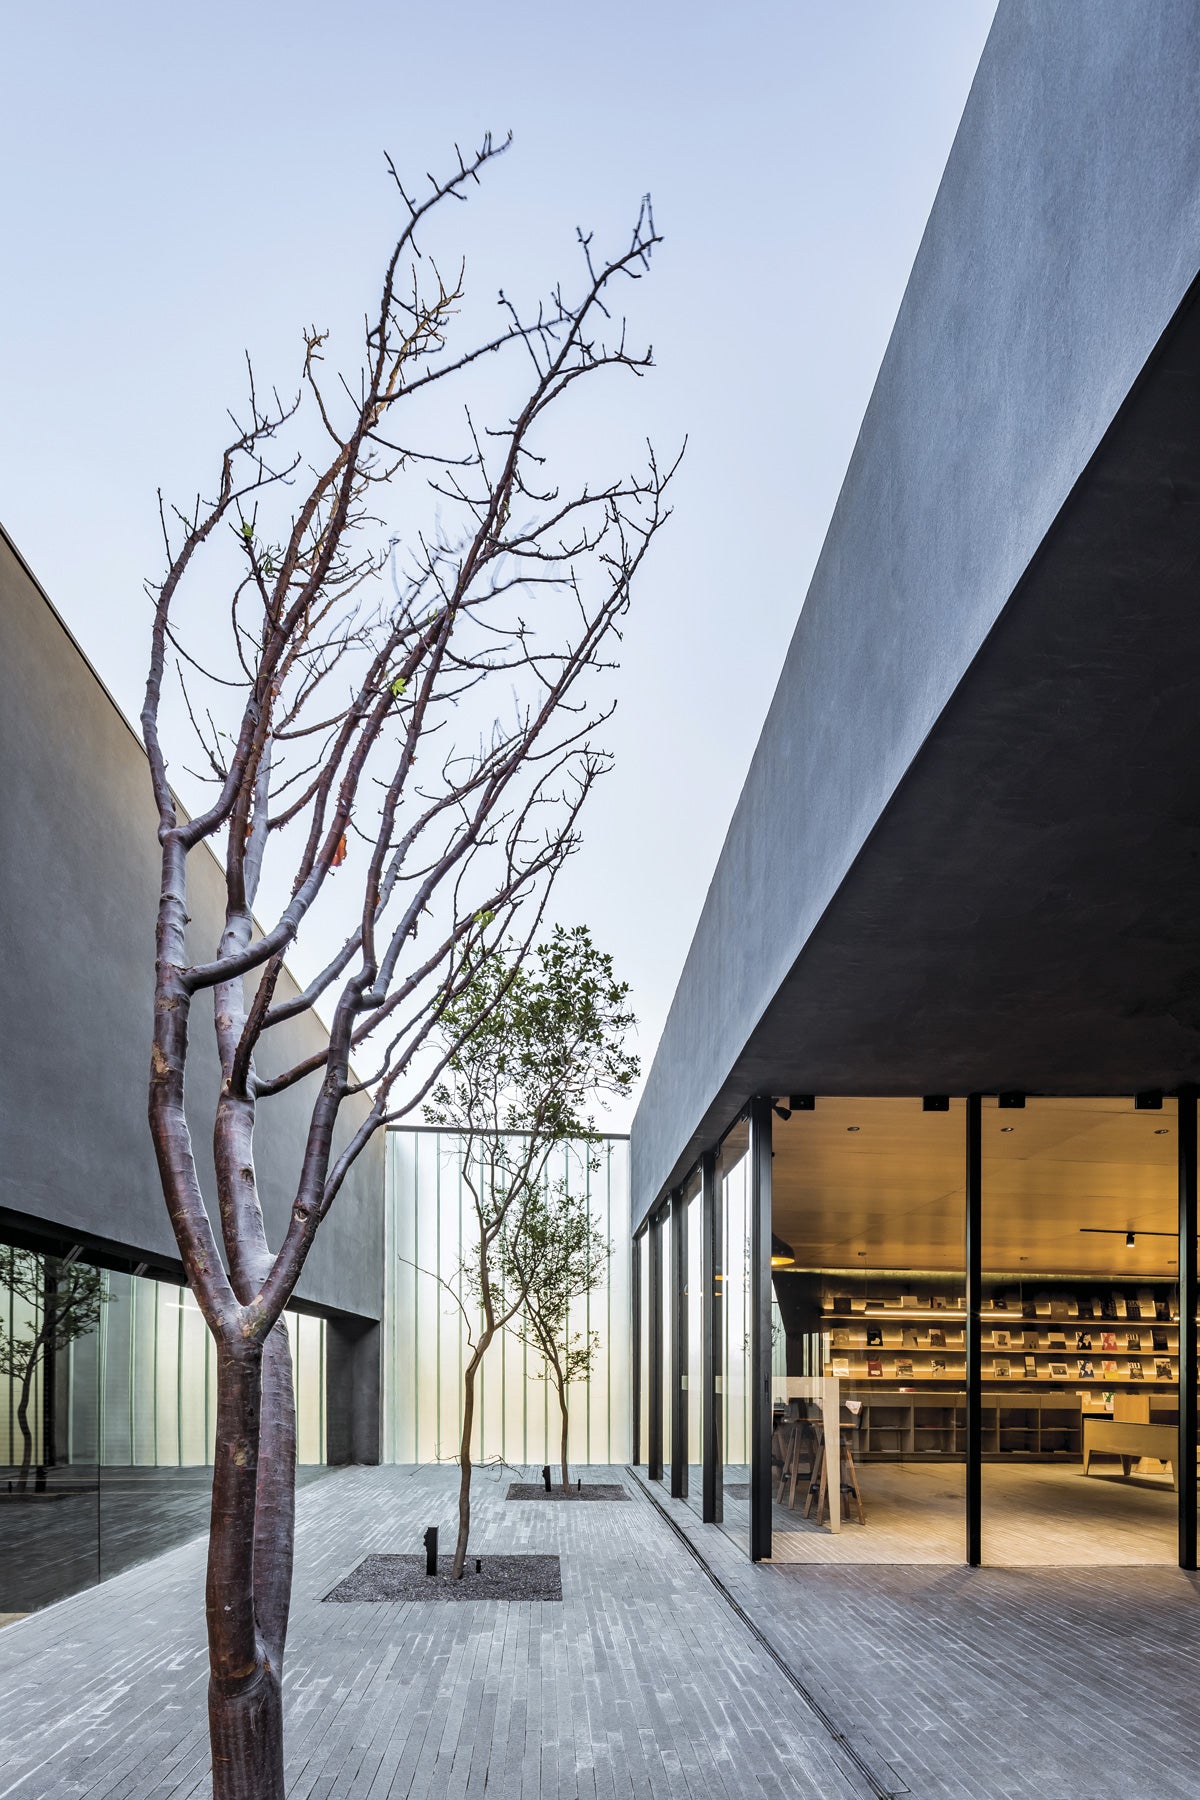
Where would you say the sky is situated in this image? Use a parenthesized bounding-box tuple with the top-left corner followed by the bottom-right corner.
(0, 0, 998, 1130)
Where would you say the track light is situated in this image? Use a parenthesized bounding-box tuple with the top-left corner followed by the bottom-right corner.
(772, 1102, 791, 1123)
(1126, 1231, 1136, 1248)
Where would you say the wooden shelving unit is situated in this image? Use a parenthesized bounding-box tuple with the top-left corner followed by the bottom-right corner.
(818, 1274, 1181, 1460)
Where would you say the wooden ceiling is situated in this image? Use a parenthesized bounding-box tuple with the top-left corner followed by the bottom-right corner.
(770, 1097, 1178, 1277)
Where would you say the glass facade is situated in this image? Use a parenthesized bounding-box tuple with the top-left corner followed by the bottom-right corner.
(636, 1228, 649, 1472)
(719, 1122, 753, 1552)
(383, 1130, 631, 1467)
(0, 1241, 326, 1616)
(684, 1175, 703, 1513)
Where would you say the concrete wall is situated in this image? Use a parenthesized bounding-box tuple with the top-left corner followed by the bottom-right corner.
(631, 1, 1200, 1225)
(0, 523, 383, 1322)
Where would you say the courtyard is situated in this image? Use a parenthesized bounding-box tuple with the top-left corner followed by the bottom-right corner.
(3, 1465, 1198, 1800)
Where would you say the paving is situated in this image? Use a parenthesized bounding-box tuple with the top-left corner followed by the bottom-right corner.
(4, 1462, 1200, 1799)
(0, 1464, 871, 1799)
(638, 1473, 1200, 1800)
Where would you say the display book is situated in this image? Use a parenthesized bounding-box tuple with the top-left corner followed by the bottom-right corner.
(821, 1277, 1178, 1384)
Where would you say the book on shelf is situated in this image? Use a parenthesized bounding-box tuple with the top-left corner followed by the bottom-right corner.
(1049, 1332, 1067, 1350)
(1077, 1299, 1094, 1320)
(1156, 1360, 1173, 1380)
(1113, 1294, 1128, 1319)
(1152, 1329, 1169, 1351)
(831, 1356, 850, 1377)
(1126, 1297, 1142, 1321)
(1078, 1359, 1095, 1379)
(884, 1294, 903, 1308)
(1126, 1332, 1142, 1351)
(867, 1358, 883, 1378)
(931, 1295, 949, 1310)
(928, 1327, 946, 1348)
(900, 1294, 919, 1308)
(1022, 1300, 1037, 1319)
(1128, 1359, 1144, 1380)
(1137, 1288, 1156, 1317)
(1050, 1298, 1070, 1320)
(851, 1297, 868, 1313)
(1049, 1361, 1069, 1378)
(1100, 1296, 1117, 1320)
(993, 1329, 1011, 1349)
(1076, 1330, 1093, 1350)
(1101, 1359, 1119, 1378)
(930, 1357, 946, 1375)
(896, 1358, 914, 1378)
(1024, 1355, 1037, 1378)
(866, 1325, 884, 1347)
(830, 1328, 850, 1347)
(993, 1359, 1011, 1378)
(1101, 1332, 1118, 1352)
(1034, 1293, 1052, 1316)
(832, 1296, 853, 1314)
(902, 1328, 920, 1349)
(1155, 1298, 1171, 1321)
(991, 1294, 1008, 1312)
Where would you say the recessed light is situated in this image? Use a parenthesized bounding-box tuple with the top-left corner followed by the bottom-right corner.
(1000, 1126, 1014, 1134)
(1155, 1129, 1170, 1136)
(847, 1126, 860, 1133)
(857, 1251, 867, 1257)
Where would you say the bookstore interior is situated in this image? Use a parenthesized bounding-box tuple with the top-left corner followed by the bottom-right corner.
(765, 1095, 1186, 1565)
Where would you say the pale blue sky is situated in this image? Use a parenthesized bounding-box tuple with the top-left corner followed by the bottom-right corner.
(0, 0, 997, 1126)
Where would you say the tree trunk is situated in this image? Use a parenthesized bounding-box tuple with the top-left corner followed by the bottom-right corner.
(452, 1339, 488, 1579)
(555, 1365, 570, 1492)
(205, 1327, 295, 1800)
(15, 1351, 37, 1493)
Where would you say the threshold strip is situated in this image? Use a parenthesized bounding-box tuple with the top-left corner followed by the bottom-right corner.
(625, 1468, 906, 1800)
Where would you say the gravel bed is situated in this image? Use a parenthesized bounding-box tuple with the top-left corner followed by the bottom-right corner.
(506, 1482, 628, 1502)
(323, 1552, 562, 1602)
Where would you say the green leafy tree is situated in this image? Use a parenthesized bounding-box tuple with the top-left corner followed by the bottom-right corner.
(425, 924, 637, 1576)
(0, 1247, 108, 1489)
(509, 1171, 609, 1490)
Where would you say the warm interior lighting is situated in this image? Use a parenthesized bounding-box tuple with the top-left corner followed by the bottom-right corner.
(1126, 1231, 1136, 1248)
(770, 1233, 796, 1267)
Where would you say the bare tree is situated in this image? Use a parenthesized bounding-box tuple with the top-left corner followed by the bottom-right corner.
(0, 1246, 108, 1491)
(510, 1173, 609, 1491)
(423, 925, 636, 1577)
(141, 137, 670, 1800)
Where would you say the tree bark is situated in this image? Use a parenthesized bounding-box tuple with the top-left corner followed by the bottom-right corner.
(557, 1370, 570, 1492)
(205, 1326, 295, 1800)
(453, 1338, 489, 1579)
(15, 1351, 36, 1493)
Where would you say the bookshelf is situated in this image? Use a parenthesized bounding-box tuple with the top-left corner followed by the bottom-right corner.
(816, 1274, 1181, 1459)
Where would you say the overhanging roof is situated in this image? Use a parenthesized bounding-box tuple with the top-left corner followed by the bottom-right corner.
(631, 2, 1200, 1229)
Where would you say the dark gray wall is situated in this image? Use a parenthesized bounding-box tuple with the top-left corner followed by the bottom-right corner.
(0, 524, 384, 1322)
(632, 1, 1200, 1225)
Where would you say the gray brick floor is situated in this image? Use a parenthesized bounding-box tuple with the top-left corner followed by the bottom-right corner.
(0, 1466, 871, 1799)
(638, 1475, 1200, 1800)
(6, 1463, 1199, 1800)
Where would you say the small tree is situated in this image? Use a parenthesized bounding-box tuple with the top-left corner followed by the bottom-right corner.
(0, 1247, 108, 1489)
(425, 924, 636, 1576)
(141, 136, 670, 1797)
(510, 1173, 609, 1491)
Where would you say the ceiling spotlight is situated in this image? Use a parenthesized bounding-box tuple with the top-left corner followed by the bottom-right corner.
(1126, 1231, 1136, 1248)
(1000, 1126, 1014, 1134)
(772, 1102, 792, 1123)
(1155, 1129, 1170, 1136)
(846, 1125, 861, 1133)
(770, 1233, 796, 1269)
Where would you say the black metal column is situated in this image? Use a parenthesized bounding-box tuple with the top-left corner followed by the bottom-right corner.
(647, 1208, 664, 1482)
(670, 1188, 687, 1499)
(700, 1150, 720, 1522)
(631, 1231, 643, 1468)
(1179, 1085, 1197, 1571)
(965, 1092, 983, 1568)
(749, 1097, 773, 1562)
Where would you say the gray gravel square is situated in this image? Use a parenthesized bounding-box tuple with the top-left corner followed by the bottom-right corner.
(506, 1482, 628, 1501)
(322, 1552, 562, 1602)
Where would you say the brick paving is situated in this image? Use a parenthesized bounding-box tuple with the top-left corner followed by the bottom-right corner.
(5, 1462, 1198, 1799)
(0, 1466, 870, 1799)
(640, 1474, 1200, 1800)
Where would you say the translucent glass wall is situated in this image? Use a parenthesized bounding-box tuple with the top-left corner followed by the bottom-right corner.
(1, 1241, 326, 1615)
(383, 1130, 631, 1467)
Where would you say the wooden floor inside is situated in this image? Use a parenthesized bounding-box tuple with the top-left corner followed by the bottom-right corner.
(718, 1459, 1178, 1564)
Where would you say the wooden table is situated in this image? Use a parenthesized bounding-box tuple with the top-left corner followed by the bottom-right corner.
(1082, 1415, 1176, 1488)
